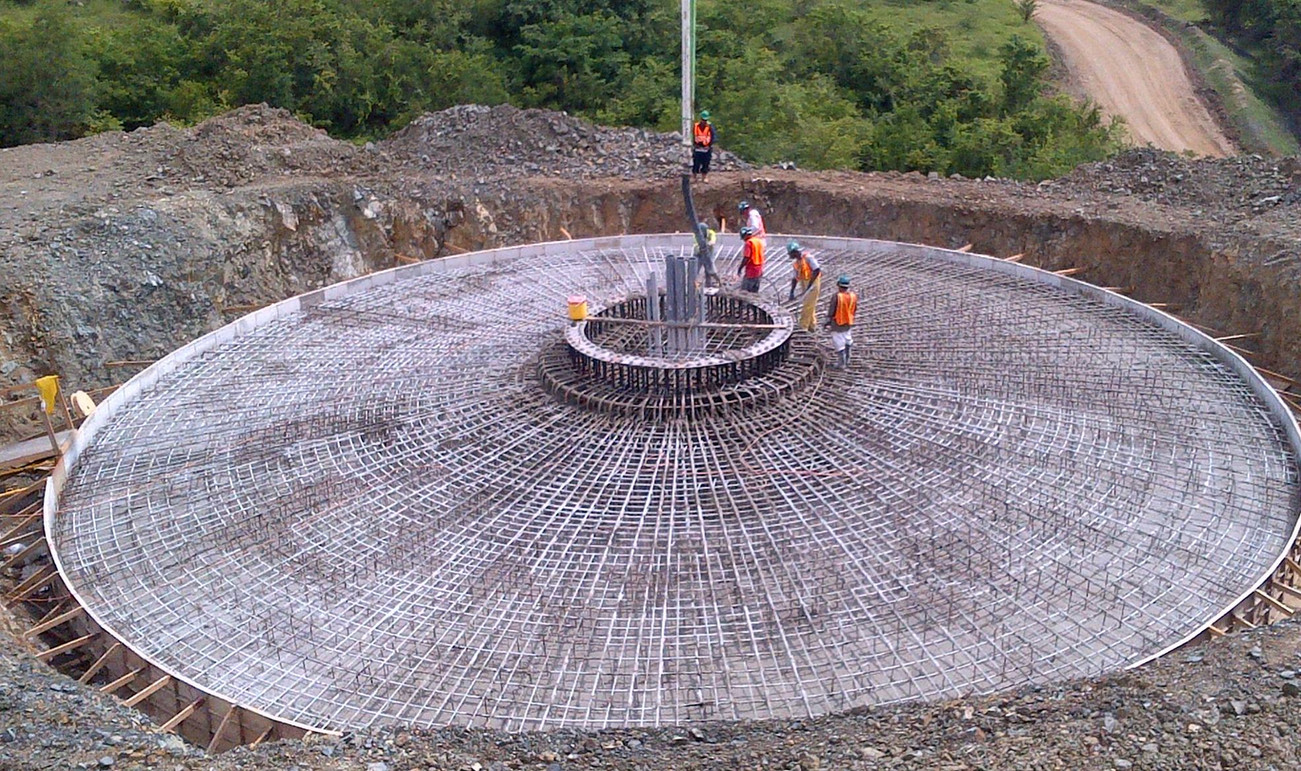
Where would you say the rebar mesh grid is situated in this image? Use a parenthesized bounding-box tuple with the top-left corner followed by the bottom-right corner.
(51, 237, 1301, 733)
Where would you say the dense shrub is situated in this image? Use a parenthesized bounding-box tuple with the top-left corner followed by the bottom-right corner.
(0, 0, 1122, 178)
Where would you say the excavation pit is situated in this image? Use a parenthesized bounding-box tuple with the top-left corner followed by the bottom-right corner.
(45, 234, 1301, 736)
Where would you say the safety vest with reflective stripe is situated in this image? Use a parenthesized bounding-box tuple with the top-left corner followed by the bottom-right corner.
(743, 238, 765, 278)
(794, 254, 813, 282)
(833, 290, 857, 326)
(693, 121, 713, 147)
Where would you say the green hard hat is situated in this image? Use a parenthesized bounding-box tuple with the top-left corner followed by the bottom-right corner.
(700, 110, 711, 120)
(837, 275, 851, 287)
(787, 241, 802, 255)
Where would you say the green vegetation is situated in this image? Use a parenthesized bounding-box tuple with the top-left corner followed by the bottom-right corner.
(1197, 0, 1301, 145)
(1110, 0, 1298, 155)
(0, 0, 1123, 179)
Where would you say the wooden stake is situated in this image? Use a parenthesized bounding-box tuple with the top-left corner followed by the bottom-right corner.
(99, 667, 143, 695)
(0, 535, 47, 573)
(1255, 589, 1295, 616)
(7, 565, 56, 603)
(35, 632, 97, 662)
(207, 705, 239, 754)
(956, 243, 973, 252)
(79, 643, 123, 684)
(1003, 253, 1024, 262)
(250, 726, 275, 747)
(24, 605, 84, 639)
(1053, 267, 1084, 276)
(122, 674, 172, 707)
(161, 697, 206, 732)
(559, 226, 573, 240)
(40, 412, 60, 458)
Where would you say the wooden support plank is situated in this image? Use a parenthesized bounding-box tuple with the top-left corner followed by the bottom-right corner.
(1003, 253, 1024, 262)
(122, 674, 172, 708)
(250, 726, 275, 747)
(956, 243, 973, 252)
(0, 479, 44, 506)
(393, 254, 421, 265)
(1216, 333, 1261, 342)
(34, 597, 71, 625)
(104, 360, 155, 368)
(1286, 557, 1301, 575)
(0, 510, 41, 546)
(161, 697, 205, 732)
(559, 226, 573, 240)
(79, 643, 123, 684)
(1275, 582, 1301, 602)
(0, 535, 47, 572)
(207, 705, 239, 754)
(24, 605, 84, 639)
(35, 632, 97, 662)
(1255, 589, 1295, 615)
(1053, 267, 1084, 276)
(1206, 624, 1226, 637)
(100, 668, 143, 695)
(1255, 366, 1299, 387)
(7, 564, 57, 603)
(1231, 612, 1257, 630)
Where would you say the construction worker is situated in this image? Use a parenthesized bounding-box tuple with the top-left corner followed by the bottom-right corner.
(692, 110, 715, 183)
(737, 200, 766, 248)
(786, 241, 821, 332)
(825, 275, 858, 368)
(695, 220, 720, 288)
(737, 226, 764, 293)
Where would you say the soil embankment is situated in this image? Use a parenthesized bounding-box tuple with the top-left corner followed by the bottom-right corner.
(1037, 0, 1236, 156)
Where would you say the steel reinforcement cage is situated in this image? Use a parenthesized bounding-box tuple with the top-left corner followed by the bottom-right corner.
(42, 233, 1301, 741)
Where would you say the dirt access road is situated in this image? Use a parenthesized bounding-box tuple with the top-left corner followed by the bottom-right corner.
(1037, 0, 1235, 156)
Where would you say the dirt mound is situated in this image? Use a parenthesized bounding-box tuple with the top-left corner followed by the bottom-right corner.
(381, 104, 750, 181)
(168, 104, 360, 188)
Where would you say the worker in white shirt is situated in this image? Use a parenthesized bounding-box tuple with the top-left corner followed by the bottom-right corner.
(737, 200, 766, 248)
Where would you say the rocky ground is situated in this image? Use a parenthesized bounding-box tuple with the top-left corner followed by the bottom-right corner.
(4, 105, 1301, 769)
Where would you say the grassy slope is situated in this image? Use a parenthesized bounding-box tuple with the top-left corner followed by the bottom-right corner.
(861, 0, 1046, 82)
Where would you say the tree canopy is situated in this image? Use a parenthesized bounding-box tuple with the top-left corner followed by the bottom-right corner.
(0, 0, 1123, 179)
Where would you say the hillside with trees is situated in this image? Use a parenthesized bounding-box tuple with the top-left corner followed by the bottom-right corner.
(0, 0, 1122, 179)
(1201, 0, 1301, 132)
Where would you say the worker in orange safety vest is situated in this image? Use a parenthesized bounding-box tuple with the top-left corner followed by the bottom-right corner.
(692, 110, 715, 182)
(824, 274, 858, 368)
(737, 226, 764, 293)
(786, 241, 821, 332)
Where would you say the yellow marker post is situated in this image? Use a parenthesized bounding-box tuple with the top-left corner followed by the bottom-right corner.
(34, 375, 62, 456)
(35, 375, 59, 415)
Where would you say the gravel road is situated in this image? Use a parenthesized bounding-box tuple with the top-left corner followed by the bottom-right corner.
(1036, 0, 1235, 156)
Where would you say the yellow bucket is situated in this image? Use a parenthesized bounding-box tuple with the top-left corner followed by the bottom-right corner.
(567, 295, 588, 321)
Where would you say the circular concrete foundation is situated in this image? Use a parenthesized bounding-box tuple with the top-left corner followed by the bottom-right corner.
(47, 235, 1301, 732)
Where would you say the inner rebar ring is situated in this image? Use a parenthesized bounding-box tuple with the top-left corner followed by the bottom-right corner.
(540, 291, 822, 420)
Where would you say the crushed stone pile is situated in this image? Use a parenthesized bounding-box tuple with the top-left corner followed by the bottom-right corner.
(1046, 146, 1301, 215)
(380, 104, 750, 182)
